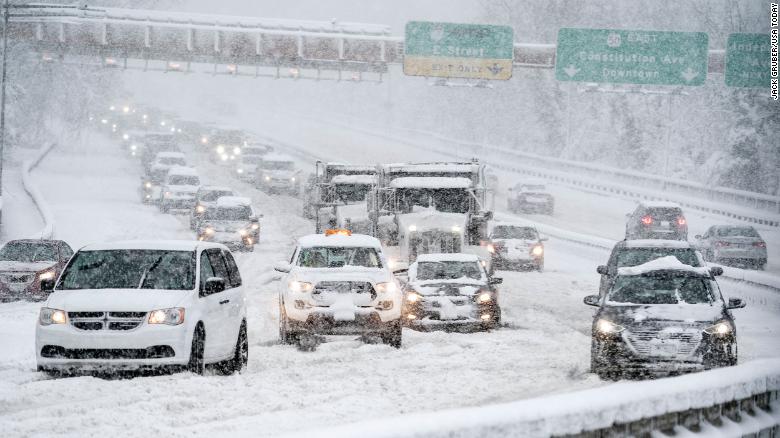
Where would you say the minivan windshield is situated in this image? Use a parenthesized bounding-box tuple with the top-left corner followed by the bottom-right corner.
(58, 250, 195, 290)
(297, 247, 382, 268)
(0, 242, 57, 263)
(608, 274, 713, 305)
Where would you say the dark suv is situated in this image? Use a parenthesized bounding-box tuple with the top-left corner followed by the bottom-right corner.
(625, 202, 687, 240)
(584, 258, 744, 379)
(0, 240, 74, 302)
(596, 240, 717, 297)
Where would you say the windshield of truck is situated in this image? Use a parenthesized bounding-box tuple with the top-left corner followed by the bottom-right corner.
(0, 242, 58, 263)
(297, 247, 382, 268)
(335, 183, 372, 203)
(58, 250, 195, 290)
(608, 274, 712, 305)
(398, 188, 470, 214)
(491, 226, 537, 240)
(415, 261, 483, 281)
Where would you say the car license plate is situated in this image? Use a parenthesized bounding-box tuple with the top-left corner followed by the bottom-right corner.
(660, 221, 670, 227)
(650, 343, 677, 355)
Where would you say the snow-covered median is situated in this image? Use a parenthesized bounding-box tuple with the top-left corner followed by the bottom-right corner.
(281, 358, 780, 438)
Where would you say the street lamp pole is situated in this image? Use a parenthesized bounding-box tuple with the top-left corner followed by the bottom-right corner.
(0, 0, 10, 226)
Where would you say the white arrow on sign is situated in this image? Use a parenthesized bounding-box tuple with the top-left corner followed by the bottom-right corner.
(564, 65, 580, 77)
(681, 67, 698, 82)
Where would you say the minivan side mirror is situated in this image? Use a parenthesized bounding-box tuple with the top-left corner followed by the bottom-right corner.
(596, 265, 608, 275)
(40, 279, 55, 292)
(203, 277, 226, 295)
(710, 267, 723, 277)
(727, 297, 746, 309)
(583, 295, 600, 307)
(489, 277, 503, 285)
(273, 261, 292, 273)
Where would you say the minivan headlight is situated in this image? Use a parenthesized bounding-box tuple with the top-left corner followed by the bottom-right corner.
(704, 321, 733, 336)
(148, 308, 185, 325)
(40, 307, 67, 325)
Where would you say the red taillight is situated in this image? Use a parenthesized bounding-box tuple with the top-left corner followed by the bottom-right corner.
(677, 217, 687, 226)
(754, 241, 766, 248)
(715, 241, 731, 247)
(641, 215, 653, 225)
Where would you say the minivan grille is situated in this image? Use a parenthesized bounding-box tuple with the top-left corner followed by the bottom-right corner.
(68, 311, 147, 331)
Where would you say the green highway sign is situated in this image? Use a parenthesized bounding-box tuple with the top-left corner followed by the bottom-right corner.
(404, 21, 514, 80)
(555, 28, 709, 86)
(725, 33, 770, 88)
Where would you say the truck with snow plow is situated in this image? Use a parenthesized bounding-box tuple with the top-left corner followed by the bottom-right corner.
(367, 160, 493, 264)
(307, 162, 377, 234)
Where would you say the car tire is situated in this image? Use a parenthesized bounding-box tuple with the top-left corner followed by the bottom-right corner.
(381, 320, 402, 349)
(229, 321, 249, 374)
(279, 304, 297, 345)
(188, 325, 205, 375)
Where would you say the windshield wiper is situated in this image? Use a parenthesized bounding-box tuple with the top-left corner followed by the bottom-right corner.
(138, 256, 164, 289)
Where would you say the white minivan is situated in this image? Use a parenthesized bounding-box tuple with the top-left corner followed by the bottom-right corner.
(36, 240, 247, 375)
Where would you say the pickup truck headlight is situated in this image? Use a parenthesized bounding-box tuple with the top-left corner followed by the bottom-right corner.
(148, 308, 185, 325)
(375, 282, 397, 294)
(288, 280, 314, 293)
(40, 307, 67, 325)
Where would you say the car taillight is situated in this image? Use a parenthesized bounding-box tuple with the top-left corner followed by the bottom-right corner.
(754, 241, 766, 248)
(715, 241, 730, 247)
(677, 217, 687, 226)
(641, 215, 653, 225)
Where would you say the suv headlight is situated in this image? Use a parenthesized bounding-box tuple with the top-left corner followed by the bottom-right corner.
(595, 319, 624, 334)
(375, 282, 397, 294)
(148, 308, 185, 325)
(288, 280, 314, 293)
(40, 307, 67, 325)
(704, 321, 733, 336)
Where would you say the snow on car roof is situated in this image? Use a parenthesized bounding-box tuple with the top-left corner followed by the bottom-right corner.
(167, 166, 199, 176)
(331, 174, 376, 185)
(216, 196, 252, 207)
(297, 233, 381, 249)
(415, 253, 480, 263)
(623, 239, 694, 249)
(390, 177, 473, 189)
(155, 151, 185, 158)
(80, 240, 224, 252)
(640, 201, 682, 209)
(617, 256, 710, 276)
